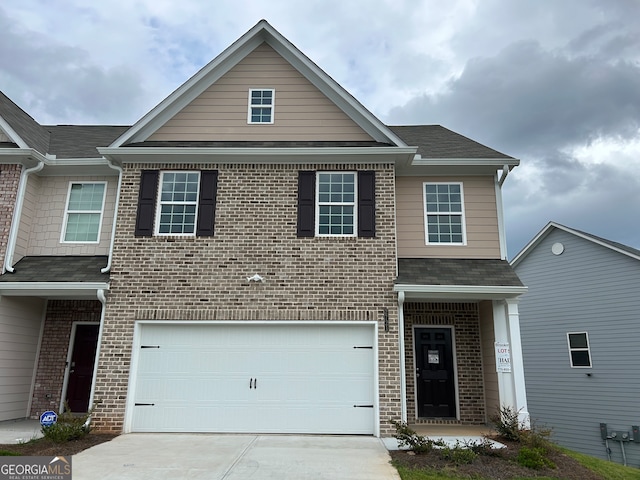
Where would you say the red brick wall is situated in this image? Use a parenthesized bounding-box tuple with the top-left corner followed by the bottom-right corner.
(404, 302, 486, 424)
(30, 300, 102, 417)
(0, 164, 21, 265)
(92, 162, 401, 434)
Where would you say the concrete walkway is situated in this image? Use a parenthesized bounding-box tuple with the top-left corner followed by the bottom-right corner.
(73, 434, 401, 480)
(0, 418, 42, 444)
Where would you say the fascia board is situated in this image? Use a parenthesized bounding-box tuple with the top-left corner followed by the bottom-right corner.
(0, 282, 109, 298)
(262, 28, 407, 146)
(0, 116, 29, 148)
(412, 158, 520, 167)
(394, 283, 528, 299)
(510, 222, 556, 267)
(511, 221, 640, 266)
(98, 146, 417, 164)
(0, 148, 47, 166)
(110, 27, 266, 147)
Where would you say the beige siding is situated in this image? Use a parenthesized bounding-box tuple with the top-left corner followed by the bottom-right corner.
(149, 43, 373, 142)
(396, 176, 501, 258)
(0, 296, 45, 421)
(13, 175, 117, 262)
(0, 130, 11, 142)
(479, 300, 498, 420)
(14, 175, 40, 262)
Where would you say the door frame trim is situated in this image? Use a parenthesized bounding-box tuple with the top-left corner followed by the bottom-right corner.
(60, 321, 100, 413)
(124, 320, 380, 436)
(411, 325, 460, 421)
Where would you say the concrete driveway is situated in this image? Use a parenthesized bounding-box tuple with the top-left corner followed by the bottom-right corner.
(73, 433, 401, 480)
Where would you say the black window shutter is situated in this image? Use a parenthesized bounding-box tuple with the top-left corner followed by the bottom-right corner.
(134, 170, 159, 237)
(297, 171, 315, 237)
(358, 171, 376, 237)
(196, 170, 218, 236)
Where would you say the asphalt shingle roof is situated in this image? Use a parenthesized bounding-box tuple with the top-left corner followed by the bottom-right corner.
(45, 125, 129, 158)
(0, 256, 109, 283)
(389, 125, 514, 159)
(396, 258, 524, 287)
(0, 91, 50, 154)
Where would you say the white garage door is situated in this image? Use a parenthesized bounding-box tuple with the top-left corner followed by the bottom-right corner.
(129, 322, 376, 434)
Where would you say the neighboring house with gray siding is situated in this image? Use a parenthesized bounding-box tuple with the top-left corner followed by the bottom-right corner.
(511, 222, 640, 466)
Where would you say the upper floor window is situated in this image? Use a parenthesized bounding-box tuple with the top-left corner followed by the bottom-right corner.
(156, 171, 200, 235)
(62, 182, 106, 243)
(135, 170, 218, 238)
(297, 170, 375, 238)
(317, 172, 356, 236)
(423, 182, 466, 245)
(248, 89, 274, 124)
(567, 332, 592, 368)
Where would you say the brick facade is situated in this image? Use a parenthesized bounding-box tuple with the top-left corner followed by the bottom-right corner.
(0, 164, 21, 265)
(92, 162, 402, 435)
(404, 302, 486, 424)
(30, 300, 102, 417)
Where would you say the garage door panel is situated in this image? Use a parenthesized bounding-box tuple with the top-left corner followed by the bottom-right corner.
(131, 323, 376, 434)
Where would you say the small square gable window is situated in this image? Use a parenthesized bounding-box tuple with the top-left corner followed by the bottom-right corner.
(248, 89, 274, 124)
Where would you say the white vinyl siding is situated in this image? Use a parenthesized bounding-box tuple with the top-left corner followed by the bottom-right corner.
(61, 182, 107, 243)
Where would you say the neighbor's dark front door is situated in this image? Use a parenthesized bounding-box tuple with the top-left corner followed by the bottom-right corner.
(65, 324, 99, 412)
(415, 327, 456, 418)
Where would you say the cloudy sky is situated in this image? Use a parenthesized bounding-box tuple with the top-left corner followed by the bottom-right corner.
(1, 0, 639, 258)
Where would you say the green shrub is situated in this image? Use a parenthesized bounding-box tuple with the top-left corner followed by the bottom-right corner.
(0, 451, 20, 456)
(41, 406, 92, 444)
(439, 441, 478, 465)
(464, 437, 503, 457)
(392, 421, 445, 454)
(517, 446, 556, 469)
(490, 405, 525, 441)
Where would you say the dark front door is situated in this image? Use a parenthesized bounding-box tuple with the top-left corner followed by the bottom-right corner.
(415, 327, 456, 418)
(65, 324, 99, 412)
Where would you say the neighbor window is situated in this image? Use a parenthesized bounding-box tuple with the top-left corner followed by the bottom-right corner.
(62, 182, 106, 243)
(156, 171, 200, 235)
(423, 182, 466, 244)
(567, 332, 592, 367)
(316, 172, 357, 236)
(248, 89, 274, 124)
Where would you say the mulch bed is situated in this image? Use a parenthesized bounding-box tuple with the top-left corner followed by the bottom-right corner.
(390, 438, 605, 479)
(0, 433, 118, 457)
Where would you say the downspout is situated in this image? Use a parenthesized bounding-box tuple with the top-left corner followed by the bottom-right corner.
(87, 288, 107, 425)
(3, 160, 45, 273)
(398, 291, 407, 423)
(101, 160, 123, 273)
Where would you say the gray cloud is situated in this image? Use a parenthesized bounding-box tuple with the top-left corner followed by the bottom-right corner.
(0, 7, 145, 124)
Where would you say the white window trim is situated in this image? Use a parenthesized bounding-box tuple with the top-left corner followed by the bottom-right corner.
(60, 181, 107, 244)
(315, 171, 357, 237)
(423, 181, 467, 246)
(567, 331, 592, 368)
(154, 171, 200, 237)
(247, 88, 275, 124)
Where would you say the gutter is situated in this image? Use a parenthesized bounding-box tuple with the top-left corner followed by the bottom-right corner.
(101, 160, 123, 273)
(3, 159, 45, 273)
